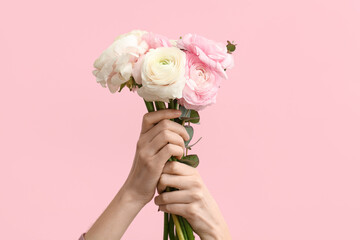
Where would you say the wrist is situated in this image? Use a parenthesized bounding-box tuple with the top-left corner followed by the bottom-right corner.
(199, 219, 231, 240)
(212, 223, 232, 240)
(118, 181, 150, 207)
(201, 229, 231, 240)
(84, 183, 148, 240)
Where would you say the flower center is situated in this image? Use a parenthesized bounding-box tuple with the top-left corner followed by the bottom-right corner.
(160, 58, 171, 65)
(195, 67, 208, 84)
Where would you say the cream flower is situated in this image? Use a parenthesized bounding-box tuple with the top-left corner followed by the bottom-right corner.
(137, 47, 186, 102)
(92, 30, 148, 93)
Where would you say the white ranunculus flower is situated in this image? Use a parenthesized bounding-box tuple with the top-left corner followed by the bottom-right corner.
(92, 30, 148, 93)
(137, 47, 186, 102)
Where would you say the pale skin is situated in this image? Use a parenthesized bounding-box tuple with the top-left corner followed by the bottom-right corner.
(84, 109, 231, 240)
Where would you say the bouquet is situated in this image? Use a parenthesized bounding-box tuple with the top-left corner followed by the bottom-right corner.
(92, 30, 236, 240)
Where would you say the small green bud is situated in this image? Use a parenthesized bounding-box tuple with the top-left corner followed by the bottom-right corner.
(226, 40, 237, 53)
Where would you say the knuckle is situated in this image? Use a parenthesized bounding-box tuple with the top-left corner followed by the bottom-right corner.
(138, 150, 147, 160)
(164, 204, 172, 212)
(164, 143, 174, 153)
(160, 119, 171, 129)
(186, 204, 197, 219)
(161, 193, 168, 203)
(191, 168, 200, 177)
(143, 113, 151, 124)
(192, 177, 202, 188)
(161, 129, 172, 140)
(168, 161, 178, 172)
(159, 174, 166, 185)
(193, 191, 203, 201)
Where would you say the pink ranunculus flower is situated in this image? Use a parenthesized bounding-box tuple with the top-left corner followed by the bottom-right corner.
(178, 52, 225, 111)
(142, 32, 172, 50)
(177, 33, 234, 79)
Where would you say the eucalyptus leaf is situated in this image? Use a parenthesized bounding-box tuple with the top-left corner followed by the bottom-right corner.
(178, 154, 199, 168)
(179, 105, 191, 119)
(178, 106, 200, 124)
(184, 126, 193, 146)
(189, 110, 200, 124)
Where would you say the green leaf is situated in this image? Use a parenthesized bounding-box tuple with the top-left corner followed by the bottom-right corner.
(118, 82, 127, 92)
(226, 40, 237, 53)
(178, 155, 199, 168)
(179, 105, 191, 119)
(189, 110, 200, 123)
(184, 126, 193, 146)
(178, 106, 200, 123)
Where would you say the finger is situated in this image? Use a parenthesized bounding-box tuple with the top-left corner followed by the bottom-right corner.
(148, 130, 185, 156)
(158, 203, 190, 217)
(154, 190, 194, 205)
(157, 174, 195, 193)
(163, 161, 197, 176)
(141, 110, 181, 134)
(145, 119, 190, 142)
(154, 143, 184, 165)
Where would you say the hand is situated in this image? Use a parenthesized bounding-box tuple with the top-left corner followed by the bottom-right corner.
(154, 161, 232, 240)
(84, 109, 190, 240)
(123, 109, 190, 206)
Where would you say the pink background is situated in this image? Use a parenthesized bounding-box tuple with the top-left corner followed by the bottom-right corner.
(1, 0, 360, 239)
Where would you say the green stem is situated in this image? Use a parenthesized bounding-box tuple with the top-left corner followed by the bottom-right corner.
(174, 99, 179, 110)
(183, 218, 194, 240)
(168, 99, 178, 162)
(168, 99, 175, 109)
(164, 212, 169, 240)
(169, 213, 176, 240)
(172, 214, 186, 240)
(144, 99, 155, 112)
(178, 216, 188, 240)
(155, 101, 167, 110)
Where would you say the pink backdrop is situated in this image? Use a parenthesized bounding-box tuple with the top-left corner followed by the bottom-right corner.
(1, 0, 360, 239)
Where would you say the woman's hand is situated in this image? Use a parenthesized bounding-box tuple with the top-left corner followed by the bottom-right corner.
(84, 109, 190, 240)
(154, 161, 232, 240)
(123, 109, 190, 206)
